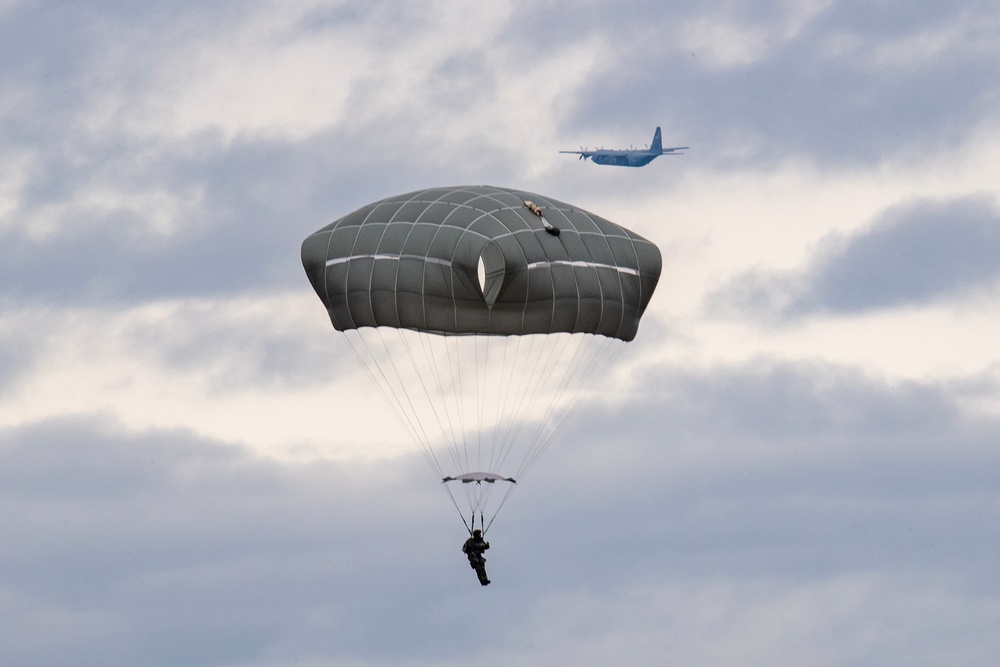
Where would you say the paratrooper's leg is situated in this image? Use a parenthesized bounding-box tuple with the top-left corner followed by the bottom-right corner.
(474, 558, 490, 585)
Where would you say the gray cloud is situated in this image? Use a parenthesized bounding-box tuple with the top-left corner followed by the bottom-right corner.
(0, 416, 450, 667)
(1, 2, 478, 307)
(0, 128, 456, 305)
(122, 299, 355, 391)
(538, 359, 999, 591)
(0, 309, 50, 393)
(547, 1, 1000, 168)
(4, 3, 1000, 665)
(9, 1, 997, 309)
(3, 358, 1000, 665)
(798, 195, 1000, 312)
(0, 332, 29, 393)
(709, 194, 1000, 318)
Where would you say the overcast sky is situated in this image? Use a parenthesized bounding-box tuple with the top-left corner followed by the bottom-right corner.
(3, 1, 1000, 665)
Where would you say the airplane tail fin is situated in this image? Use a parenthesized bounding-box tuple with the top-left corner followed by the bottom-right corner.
(650, 127, 663, 153)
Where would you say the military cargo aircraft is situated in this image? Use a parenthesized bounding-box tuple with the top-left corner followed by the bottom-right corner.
(560, 127, 687, 167)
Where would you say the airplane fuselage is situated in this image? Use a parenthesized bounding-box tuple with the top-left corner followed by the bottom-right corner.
(589, 152, 659, 167)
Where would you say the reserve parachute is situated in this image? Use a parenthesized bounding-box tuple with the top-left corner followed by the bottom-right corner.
(301, 185, 661, 534)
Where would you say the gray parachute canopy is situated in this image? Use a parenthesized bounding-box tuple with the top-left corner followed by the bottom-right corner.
(301, 185, 661, 341)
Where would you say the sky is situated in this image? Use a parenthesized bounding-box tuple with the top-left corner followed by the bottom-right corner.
(3, 0, 1000, 665)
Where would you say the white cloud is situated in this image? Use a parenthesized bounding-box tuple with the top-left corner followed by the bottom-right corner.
(0, 148, 35, 232)
(584, 122, 1000, 385)
(677, 0, 832, 69)
(157, 17, 369, 141)
(17, 182, 200, 241)
(82, 1, 595, 150)
(0, 294, 406, 460)
(868, 7, 1000, 68)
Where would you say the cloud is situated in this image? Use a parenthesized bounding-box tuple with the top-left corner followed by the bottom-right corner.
(4, 2, 1000, 665)
(1, 2, 591, 307)
(0, 127, 453, 305)
(709, 194, 1000, 318)
(528, 358, 1000, 611)
(553, 1, 1000, 168)
(0, 415, 447, 667)
(15, 0, 997, 315)
(0, 295, 375, 455)
(0, 329, 28, 393)
(0, 303, 56, 393)
(4, 357, 1000, 665)
(796, 195, 1000, 312)
(1, 2, 550, 308)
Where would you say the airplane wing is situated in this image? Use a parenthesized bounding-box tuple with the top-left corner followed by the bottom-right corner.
(560, 149, 597, 161)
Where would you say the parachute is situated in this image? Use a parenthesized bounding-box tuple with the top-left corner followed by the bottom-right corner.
(302, 185, 661, 534)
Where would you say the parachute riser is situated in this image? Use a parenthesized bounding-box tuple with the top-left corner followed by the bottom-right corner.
(456, 512, 490, 537)
(467, 511, 487, 537)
